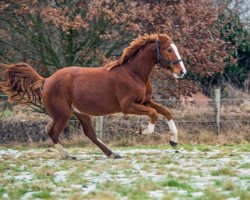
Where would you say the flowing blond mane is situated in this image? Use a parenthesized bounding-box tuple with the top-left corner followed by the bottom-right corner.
(105, 34, 171, 70)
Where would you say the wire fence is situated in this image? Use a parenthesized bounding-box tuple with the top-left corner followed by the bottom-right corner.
(94, 96, 250, 140)
(0, 90, 250, 143)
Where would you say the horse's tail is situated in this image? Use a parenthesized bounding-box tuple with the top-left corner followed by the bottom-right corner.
(0, 63, 45, 104)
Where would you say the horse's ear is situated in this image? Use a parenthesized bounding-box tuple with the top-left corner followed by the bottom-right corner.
(158, 34, 164, 42)
(158, 34, 171, 46)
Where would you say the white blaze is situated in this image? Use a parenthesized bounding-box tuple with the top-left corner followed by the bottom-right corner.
(170, 43, 186, 77)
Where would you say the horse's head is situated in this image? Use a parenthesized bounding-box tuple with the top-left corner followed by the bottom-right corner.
(156, 34, 186, 78)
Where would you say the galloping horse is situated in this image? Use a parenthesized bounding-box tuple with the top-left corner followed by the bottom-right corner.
(0, 34, 186, 159)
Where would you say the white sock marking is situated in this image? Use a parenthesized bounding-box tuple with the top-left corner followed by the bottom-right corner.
(55, 144, 69, 158)
(170, 43, 186, 77)
(142, 123, 155, 135)
(167, 120, 178, 143)
(148, 123, 155, 132)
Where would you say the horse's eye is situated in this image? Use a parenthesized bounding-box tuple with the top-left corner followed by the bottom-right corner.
(167, 49, 172, 53)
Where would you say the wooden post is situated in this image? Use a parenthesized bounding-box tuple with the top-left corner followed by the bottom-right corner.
(215, 88, 221, 134)
(95, 116, 104, 140)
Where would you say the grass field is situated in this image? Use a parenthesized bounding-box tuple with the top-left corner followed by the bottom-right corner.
(0, 143, 249, 200)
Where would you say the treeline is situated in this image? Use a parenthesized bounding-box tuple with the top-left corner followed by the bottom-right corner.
(0, 0, 249, 97)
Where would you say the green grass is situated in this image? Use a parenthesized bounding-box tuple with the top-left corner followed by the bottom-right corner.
(159, 179, 192, 191)
(7, 185, 30, 200)
(32, 190, 51, 199)
(0, 162, 10, 173)
(97, 180, 151, 199)
(240, 162, 250, 169)
(211, 167, 237, 176)
(0, 187, 6, 197)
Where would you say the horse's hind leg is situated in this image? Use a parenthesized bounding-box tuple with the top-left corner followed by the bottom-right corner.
(46, 104, 75, 159)
(74, 113, 121, 159)
(48, 117, 74, 159)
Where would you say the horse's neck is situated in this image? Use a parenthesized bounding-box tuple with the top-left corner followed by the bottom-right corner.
(126, 43, 156, 83)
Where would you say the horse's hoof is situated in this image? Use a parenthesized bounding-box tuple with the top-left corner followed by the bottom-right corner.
(110, 153, 122, 159)
(114, 154, 122, 159)
(175, 150, 180, 153)
(170, 140, 178, 148)
(69, 156, 77, 160)
(64, 155, 77, 160)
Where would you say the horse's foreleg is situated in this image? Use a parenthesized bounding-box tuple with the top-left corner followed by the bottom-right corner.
(146, 100, 178, 147)
(124, 103, 158, 135)
(74, 113, 121, 159)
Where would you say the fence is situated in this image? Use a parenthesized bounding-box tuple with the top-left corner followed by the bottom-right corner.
(92, 91, 250, 140)
(0, 89, 250, 143)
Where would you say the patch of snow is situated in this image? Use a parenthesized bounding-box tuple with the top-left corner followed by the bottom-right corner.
(2, 193, 9, 199)
(0, 149, 23, 159)
(115, 177, 134, 185)
(54, 171, 69, 182)
(191, 181, 213, 190)
(120, 149, 162, 155)
(131, 160, 144, 171)
(97, 171, 112, 183)
(81, 184, 97, 196)
(15, 172, 34, 182)
(40, 159, 59, 167)
(83, 170, 97, 177)
(227, 197, 240, 200)
(71, 184, 83, 190)
(191, 191, 204, 197)
(167, 188, 188, 195)
(20, 191, 37, 200)
(216, 157, 232, 163)
(148, 190, 164, 199)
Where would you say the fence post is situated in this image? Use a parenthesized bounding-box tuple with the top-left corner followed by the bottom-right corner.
(215, 88, 221, 134)
(95, 116, 104, 140)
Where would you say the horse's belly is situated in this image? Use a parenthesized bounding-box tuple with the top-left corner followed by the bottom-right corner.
(72, 90, 120, 116)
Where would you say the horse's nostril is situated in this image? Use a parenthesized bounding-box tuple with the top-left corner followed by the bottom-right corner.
(180, 70, 184, 75)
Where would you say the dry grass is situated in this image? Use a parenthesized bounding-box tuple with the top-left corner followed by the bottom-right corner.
(0, 84, 249, 148)
(3, 129, 248, 150)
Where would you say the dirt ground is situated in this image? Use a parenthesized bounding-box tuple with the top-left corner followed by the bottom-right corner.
(0, 143, 249, 200)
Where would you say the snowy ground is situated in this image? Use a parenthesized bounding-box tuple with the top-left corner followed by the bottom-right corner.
(0, 144, 249, 200)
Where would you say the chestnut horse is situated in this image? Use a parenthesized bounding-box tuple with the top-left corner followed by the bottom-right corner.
(0, 34, 186, 159)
